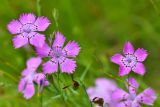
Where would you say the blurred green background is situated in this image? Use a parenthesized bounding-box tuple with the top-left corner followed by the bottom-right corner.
(0, 0, 160, 107)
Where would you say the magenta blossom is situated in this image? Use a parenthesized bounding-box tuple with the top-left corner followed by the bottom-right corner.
(34, 73, 49, 87)
(34, 73, 49, 93)
(18, 57, 49, 99)
(111, 41, 148, 76)
(87, 78, 118, 107)
(7, 13, 50, 48)
(112, 77, 157, 107)
(36, 32, 80, 74)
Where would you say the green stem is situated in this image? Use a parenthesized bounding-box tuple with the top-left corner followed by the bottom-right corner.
(57, 70, 61, 90)
(52, 8, 59, 30)
(36, 0, 41, 16)
(150, 0, 160, 15)
(39, 92, 43, 107)
(51, 74, 59, 92)
(80, 80, 93, 107)
(127, 74, 130, 91)
(0, 69, 18, 83)
(0, 57, 19, 72)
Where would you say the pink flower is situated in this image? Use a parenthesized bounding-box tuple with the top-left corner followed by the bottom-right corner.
(111, 41, 148, 76)
(7, 13, 50, 48)
(87, 78, 118, 107)
(18, 57, 49, 99)
(34, 73, 49, 93)
(36, 32, 80, 74)
(112, 77, 157, 107)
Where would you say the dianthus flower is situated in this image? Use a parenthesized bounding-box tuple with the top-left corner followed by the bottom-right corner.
(111, 42, 148, 76)
(7, 13, 50, 48)
(87, 78, 118, 107)
(112, 77, 157, 107)
(36, 32, 80, 74)
(18, 57, 49, 99)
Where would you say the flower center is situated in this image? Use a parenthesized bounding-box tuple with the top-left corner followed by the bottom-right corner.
(54, 50, 62, 58)
(49, 46, 67, 64)
(23, 28, 32, 33)
(20, 23, 37, 36)
(126, 58, 132, 63)
(122, 54, 137, 68)
(52, 47, 63, 58)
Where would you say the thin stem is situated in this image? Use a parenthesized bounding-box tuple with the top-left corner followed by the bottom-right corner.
(52, 8, 59, 30)
(51, 74, 59, 92)
(0, 57, 19, 72)
(57, 70, 61, 90)
(127, 74, 130, 90)
(55, 72, 68, 106)
(103, 72, 123, 83)
(80, 63, 91, 81)
(49, 32, 55, 48)
(0, 69, 18, 83)
(80, 80, 93, 107)
(150, 0, 160, 16)
(36, 0, 41, 16)
(39, 92, 43, 107)
(0, 58, 19, 82)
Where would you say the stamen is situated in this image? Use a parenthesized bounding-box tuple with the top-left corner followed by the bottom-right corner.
(20, 23, 37, 36)
(121, 54, 138, 68)
(49, 46, 67, 64)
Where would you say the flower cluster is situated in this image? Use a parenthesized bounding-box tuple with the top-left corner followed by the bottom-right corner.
(7, 13, 157, 106)
(112, 77, 157, 107)
(87, 78, 117, 107)
(18, 57, 49, 99)
(87, 42, 157, 107)
(110, 42, 157, 107)
(7, 13, 80, 99)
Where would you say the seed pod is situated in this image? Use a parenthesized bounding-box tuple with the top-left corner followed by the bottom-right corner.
(92, 97, 104, 107)
(72, 80, 79, 90)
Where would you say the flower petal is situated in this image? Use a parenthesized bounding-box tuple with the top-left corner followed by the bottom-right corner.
(29, 33, 45, 47)
(132, 63, 145, 75)
(24, 82, 35, 99)
(116, 101, 131, 107)
(95, 78, 117, 91)
(132, 101, 141, 107)
(19, 13, 36, 24)
(111, 54, 123, 65)
(112, 88, 130, 102)
(21, 69, 30, 76)
(135, 88, 157, 105)
(43, 60, 58, 74)
(134, 48, 148, 62)
(87, 87, 94, 97)
(34, 16, 50, 31)
(123, 41, 134, 55)
(34, 73, 45, 85)
(87, 78, 118, 105)
(63, 41, 80, 57)
(60, 58, 76, 74)
(18, 78, 26, 92)
(126, 77, 139, 95)
(52, 32, 66, 47)
(119, 66, 131, 76)
(43, 80, 49, 87)
(26, 57, 42, 70)
(7, 20, 22, 34)
(36, 43, 51, 58)
(12, 35, 28, 48)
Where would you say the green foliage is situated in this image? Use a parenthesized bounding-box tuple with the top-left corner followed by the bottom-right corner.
(0, 0, 160, 107)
